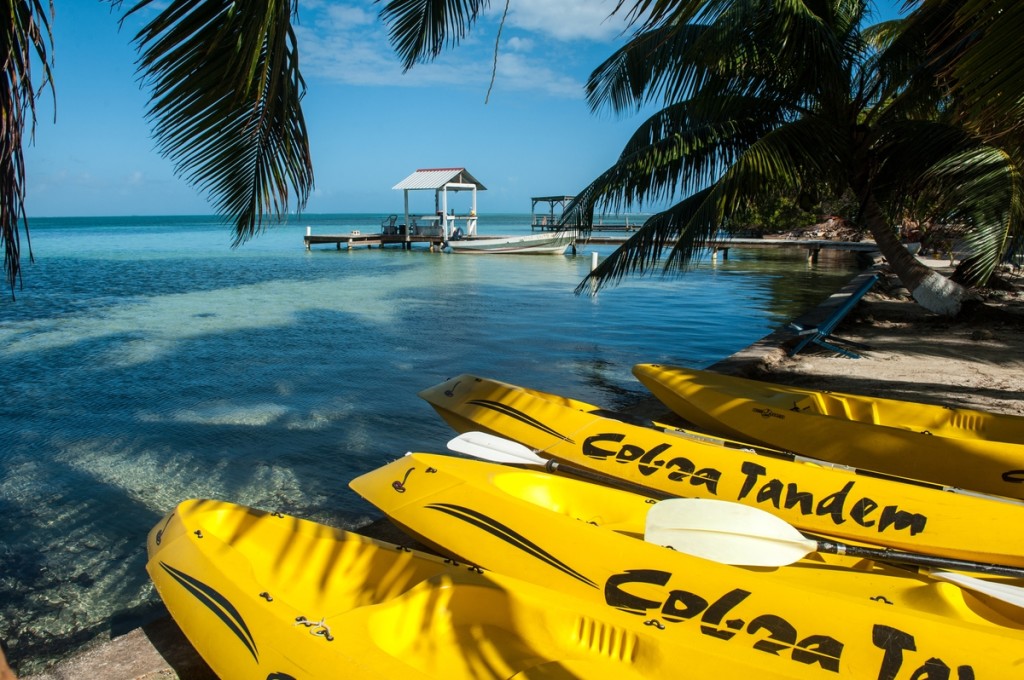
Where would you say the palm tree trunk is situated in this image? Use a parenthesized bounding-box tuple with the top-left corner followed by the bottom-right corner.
(861, 194, 974, 317)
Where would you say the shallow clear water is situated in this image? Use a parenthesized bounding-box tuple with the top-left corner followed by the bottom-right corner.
(0, 213, 860, 672)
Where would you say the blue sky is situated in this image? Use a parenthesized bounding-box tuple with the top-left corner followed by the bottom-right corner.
(23, 1, 907, 218)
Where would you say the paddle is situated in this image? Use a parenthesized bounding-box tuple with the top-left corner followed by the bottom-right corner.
(447, 432, 1024, 608)
(446, 431, 1024, 581)
(447, 430, 676, 500)
(645, 497, 1024, 608)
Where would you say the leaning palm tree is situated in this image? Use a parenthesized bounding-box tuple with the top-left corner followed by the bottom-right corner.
(0, 0, 314, 298)
(562, 0, 1021, 316)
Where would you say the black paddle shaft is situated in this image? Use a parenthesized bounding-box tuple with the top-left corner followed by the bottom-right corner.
(815, 538, 1024, 578)
(544, 459, 675, 501)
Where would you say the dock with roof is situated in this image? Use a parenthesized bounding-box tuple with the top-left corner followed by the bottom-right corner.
(304, 167, 486, 251)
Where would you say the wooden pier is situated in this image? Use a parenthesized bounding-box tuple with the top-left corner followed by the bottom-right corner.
(579, 235, 880, 262)
(304, 230, 445, 251)
(304, 228, 879, 264)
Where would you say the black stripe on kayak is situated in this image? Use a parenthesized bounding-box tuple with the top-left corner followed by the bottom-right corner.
(466, 400, 575, 443)
(160, 561, 259, 662)
(426, 503, 597, 588)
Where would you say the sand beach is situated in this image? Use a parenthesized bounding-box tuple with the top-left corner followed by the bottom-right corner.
(712, 259, 1024, 417)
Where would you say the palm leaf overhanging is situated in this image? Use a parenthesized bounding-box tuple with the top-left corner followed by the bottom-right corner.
(560, 0, 1022, 315)
(379, 0, 492, 72)
(1, 0, 53, 299)
(907, 0, 1024, 139)
(125, 0, 314, 245)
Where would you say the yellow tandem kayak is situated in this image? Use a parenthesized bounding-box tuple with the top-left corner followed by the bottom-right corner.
(632, 363, 1024, 500)
(350, 452, 1024, 679)
(147, 498, 774, 679)
(418, 373, 1024, 569)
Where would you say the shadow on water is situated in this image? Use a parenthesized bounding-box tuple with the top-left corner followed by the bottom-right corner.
(0, 234, 863, 673)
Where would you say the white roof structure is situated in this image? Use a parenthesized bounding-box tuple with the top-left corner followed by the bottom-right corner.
(393, 168, 486, 240)
(392, 168, 487, 191)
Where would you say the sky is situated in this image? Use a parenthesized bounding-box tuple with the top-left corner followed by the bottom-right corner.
(23, 0, 907, 218)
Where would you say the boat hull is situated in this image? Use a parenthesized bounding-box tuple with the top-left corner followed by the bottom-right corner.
(448, 232, 573, 254)
(417, 373, 1024, 568)
(350, 453, 1024, 679)
(148, 498, 744, 679)
(632, 363, 1024, 501)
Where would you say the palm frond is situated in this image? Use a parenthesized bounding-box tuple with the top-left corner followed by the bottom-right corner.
(574, 189, 714, 295)
(0, 0, 53, 299)
(567, 100, 841, 223)
(572, 115, 842, 295)
(126, 0, 313, 245)
(564, 94, 801, 231)
(591, 0, 858, 117)
(871, 119, 975, 205)
(909, 0, 1024, 139)
(377, 0, 490, 71)
(926, 146, 1022, 283)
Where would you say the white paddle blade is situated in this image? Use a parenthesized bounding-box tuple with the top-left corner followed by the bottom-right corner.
(645, 498, 817, 567)
(929, 571, 1024, 610)
(446, 432, 546, 465)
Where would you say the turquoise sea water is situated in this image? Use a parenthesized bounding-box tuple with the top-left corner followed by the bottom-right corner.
(0, 213, 861, 673)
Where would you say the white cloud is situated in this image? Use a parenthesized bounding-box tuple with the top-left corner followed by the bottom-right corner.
(506, 36, 534, 52)
(492, 52, 582, 98)
(297, 3, 492, 88)
(507, 0, 632, 41)
(324, 4, 375, 26)
(294, 1, 617, 97)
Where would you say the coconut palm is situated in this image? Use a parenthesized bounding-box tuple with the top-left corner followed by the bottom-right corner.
(378, 0, 1022, 316)
(907, 0, 1024, 140)
(561, 0, 1022, 316)
(0, 0, 313, 298)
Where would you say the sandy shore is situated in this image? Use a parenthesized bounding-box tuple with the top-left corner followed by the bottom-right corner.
(712, 261, 1024, 417)
(16, 258, 1024, 679)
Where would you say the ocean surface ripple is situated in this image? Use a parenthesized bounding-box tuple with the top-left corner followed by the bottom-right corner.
(0, 214, 860, 672)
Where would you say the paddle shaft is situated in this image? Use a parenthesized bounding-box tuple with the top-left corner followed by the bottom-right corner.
(815, 538, 1024, 578)
(543, 459, 674, 501)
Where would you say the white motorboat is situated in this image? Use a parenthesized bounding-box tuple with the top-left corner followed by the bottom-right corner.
(448, 230, 574, 254)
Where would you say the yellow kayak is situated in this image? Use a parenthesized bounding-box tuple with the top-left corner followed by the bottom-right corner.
(148, 498, 774, 679)
(350, 453, 1024, 678)
(632, 363, 1024, 500)
(418, 373, 1024, 569)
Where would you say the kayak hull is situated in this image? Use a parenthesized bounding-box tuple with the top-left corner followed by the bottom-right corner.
(147, 498, 745, 679)
(351, 453, 1024, 679)
(417, 373, 1024, 568)
(632, 363, 1024, 500)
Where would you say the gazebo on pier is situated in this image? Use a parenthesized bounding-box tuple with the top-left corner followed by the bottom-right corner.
(530, 195, 575, 230)
(392, 168, 487, 245)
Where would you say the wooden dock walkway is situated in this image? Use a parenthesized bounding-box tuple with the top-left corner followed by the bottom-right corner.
(303, 229, 879, 263)
(579, 235, 879, 262)
(304, 231, 444, 251)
